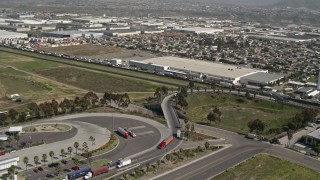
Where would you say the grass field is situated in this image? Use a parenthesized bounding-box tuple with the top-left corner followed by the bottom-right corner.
(41, 44, 125, 57)
(35, 67, 165, 93)
(214, 154, 320, 180)
(0, 51, 175, 94)
(184, 93, 301, 134)
(0, 47, 193, 87)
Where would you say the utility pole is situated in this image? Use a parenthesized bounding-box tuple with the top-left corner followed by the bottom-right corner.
(112, 113, 114, 132)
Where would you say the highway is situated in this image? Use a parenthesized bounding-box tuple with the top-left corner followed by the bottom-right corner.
(153, 93, 320, 179)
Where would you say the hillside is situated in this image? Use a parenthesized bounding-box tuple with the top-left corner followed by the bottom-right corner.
(275, 0, 320, 10)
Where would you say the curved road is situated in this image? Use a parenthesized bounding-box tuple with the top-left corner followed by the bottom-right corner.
(153, 92, 320, 179)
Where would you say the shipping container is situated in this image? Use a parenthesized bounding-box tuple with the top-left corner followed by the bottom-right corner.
(117, 127, 129, 139)
(158, 136, 174, 149)
(67, 167, 91, 180)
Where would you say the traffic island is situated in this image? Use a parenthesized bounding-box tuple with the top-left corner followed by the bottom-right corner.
(22, 123, 72, 133)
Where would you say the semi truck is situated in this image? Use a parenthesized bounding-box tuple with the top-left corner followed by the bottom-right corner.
(158, 136, 174, 149)
(84, 166, 109, 179)
(117, 127, 129, 139)
(116, 159, 132, 168)
(176, 130, 182, 139)
(66, 167, 91, 180)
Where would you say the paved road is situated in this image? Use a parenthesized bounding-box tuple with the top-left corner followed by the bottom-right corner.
(153, 93, 320, 179)
(22, 113, 170, 180)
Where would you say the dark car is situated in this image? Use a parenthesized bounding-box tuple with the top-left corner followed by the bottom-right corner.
(38, 167, 43, 171)
(71, 166, 79, 171)
(107, 161, 117, 168)
(63, 168, 71, 172)
(45, 174, 54, 178)
(48, 162, 59, 168)
(61, 160, 68, 164)
(33, 169, 39, 173)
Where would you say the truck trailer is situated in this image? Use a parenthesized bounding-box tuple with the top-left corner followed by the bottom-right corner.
(84, 166, 109, 179)
(158, 136, 174, 149)
(117, 127, 129, 139)
(116, 159, 131, 168)
(66, 167, 91, 180)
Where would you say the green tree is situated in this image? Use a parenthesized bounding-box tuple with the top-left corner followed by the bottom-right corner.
(74, 142, 79, 155)
(0, 113, 8, 126)
(207, 111, 217, 124)
(89, 136, 95, 146)
(34, 156, 39, 167)
(14, 134, 20, 148)
(42, 153, 47, 164)
(82, 142, 88, 153)
(7, 165, 16, 180)
(23, 157, 29, 170)
(51, 99, 59, 115)
(49, 151, 55, 163)
(7, 136, 12, 147)
(248, 119, 265, 133)
(67, 146, 73, 158)
(204, 142, 210, 150)
(60, 148, 65, 157)
(8, 109, 18, 120)
(55, 164, 61, 175)
(73, 158, 80, 167)
(313, 144, 320, 156)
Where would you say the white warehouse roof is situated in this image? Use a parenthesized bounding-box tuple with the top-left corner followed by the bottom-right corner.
(8, 126, 22, 132)
(142, 56, 262, 80)
(0, 30, 28, 39)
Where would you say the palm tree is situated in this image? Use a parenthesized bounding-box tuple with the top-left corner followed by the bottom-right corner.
(82, 142, 88, 153)
(23, 157, 29, 170)
(67, 147, 73, 158)
(73, 158, 79, 167)
(89, 136, 95, 146)
(55, 165, 61, 176)
(7, 165, 16, 180)
(42, 153, 47, 164)
(34, 156, 39, 167)
(49, 151, 55, 163)
(7, 136, 12, 147)
(74, 142, 79, 155)
(60, 148, 65, 157)
(14, 134, 20, 148)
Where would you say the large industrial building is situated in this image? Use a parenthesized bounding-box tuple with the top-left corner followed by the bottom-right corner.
(43, 30, 103, 38)
(171, 27, 224, 34)
(239, 72, 284, 86)
(132, 56, 277, 84)
(0, 30, 28, 39)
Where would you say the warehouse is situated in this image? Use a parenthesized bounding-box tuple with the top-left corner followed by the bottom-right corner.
(129, 60, 169, 73)
(239, 72, 284, 86)
(142, 56, 264, 84)
(0, 30, 28, 39)
(43, 30, 103, 38)
(100, 30, 141, 37)
(171, 27, 224, 34)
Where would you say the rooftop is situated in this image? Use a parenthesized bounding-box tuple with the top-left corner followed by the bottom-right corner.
(307, 129, 320, 140)
(8, 126, 22, 132)
(241, 72, 284, 83)
(142, 56, 261, 79)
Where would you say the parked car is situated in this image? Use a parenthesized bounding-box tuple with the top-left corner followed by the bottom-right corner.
(38, 167, 43, 171)
(46, 174, 54, 178)
(0, 151, 5, 156)
(71, 166, 79, 171)
(61, 160, 68, 164)
(33, 169, 39, 173)
(48, 162, 60, 168)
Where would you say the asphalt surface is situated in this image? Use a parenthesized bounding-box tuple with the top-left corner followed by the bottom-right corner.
(22, 113, 171, 180)
(153, 92, 320, 180)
